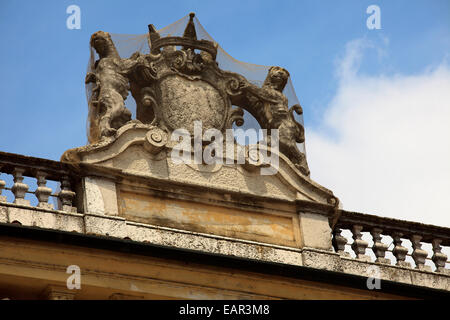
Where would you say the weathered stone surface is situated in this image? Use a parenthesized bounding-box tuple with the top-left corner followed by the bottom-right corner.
(126, 222, 303, 266)
(166, 159, 297, 200)
(0, 206, 7, 223)
(299, 212, 333, 250)
(86, 31, 132, 143)
(65, 12, 314, 180)
(160, 75, 226, 133)
(235, 66, 310, 175)
(63, 124, 334, 205)
(35, 171, 53, 209)
(5, 205, 84, 232)
(119, 191, 301, 247)
(341, 257, 412, 286)
(83, 176, 118, 216)
(0, 233, 409, 299)
(0, 178, 6, 203)
(301, 248, 342, 272)
(37, 203, 53, 210)
(410, 270, 450, 291)
(2, 201, 449, 294)
(84, 213, 127, 238)
(8, 206, 34, 226)
(376, 265, 415, 285)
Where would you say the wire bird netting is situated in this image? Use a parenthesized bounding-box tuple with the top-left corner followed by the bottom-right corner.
(86, 14, 306, 154)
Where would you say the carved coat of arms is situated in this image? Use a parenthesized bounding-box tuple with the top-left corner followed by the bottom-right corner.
(78, 13, 310, 176)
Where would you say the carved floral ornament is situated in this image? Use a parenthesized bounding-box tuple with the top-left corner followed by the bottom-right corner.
(70, 13, 311, 177)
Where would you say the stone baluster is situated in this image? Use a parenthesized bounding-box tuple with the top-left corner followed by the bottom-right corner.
(11, 168, 29, 206)
(351, 225, 370, 261)
(411, 235, 431, 271)
(371, 228, 390, 264)
(332, 228, 349, 257)
(35, 171, 53, 209)
(392, 232, 410, 268)
(432, 239, 448, 274)
(0, 167, 6, 202)
(58, 176, 76, 212)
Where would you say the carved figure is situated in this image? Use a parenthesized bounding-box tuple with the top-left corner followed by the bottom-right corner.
(86, 31, 132, 143)
(259, 67, 309, 175)
(230, 67, 310, 175)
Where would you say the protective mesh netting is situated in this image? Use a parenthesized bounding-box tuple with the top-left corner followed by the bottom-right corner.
(86, 14, 306, 153)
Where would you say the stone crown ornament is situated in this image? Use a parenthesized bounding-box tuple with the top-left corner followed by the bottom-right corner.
(149, 13, 218, 59)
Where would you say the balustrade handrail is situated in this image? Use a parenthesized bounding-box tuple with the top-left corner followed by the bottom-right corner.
(0, 151, 73, 181)
(0, 151, 79, 211)
(335, 210, 450, 246)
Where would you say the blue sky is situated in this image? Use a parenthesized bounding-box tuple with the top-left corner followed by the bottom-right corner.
(1, 1, 450, 228)
(0, 0, 448, 159)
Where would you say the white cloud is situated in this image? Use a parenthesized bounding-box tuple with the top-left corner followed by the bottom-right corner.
(307, 38, 450, 227)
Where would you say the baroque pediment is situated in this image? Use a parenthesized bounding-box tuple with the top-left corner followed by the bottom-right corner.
(62, 13, 337, 206)
(62, 122, 334, 205)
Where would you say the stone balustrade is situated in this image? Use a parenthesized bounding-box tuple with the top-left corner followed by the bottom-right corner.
(0, 152, 77, 213)
(1, 150, 449, 285)
(333, 210, 450, 274)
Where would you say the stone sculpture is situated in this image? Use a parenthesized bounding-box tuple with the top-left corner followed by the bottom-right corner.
(86, 31, 133, 143)
(81, 13, 310, 176)
(232, 66, 309, 175)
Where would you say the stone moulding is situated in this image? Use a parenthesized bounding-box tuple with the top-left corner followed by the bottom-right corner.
(61, 142, 337, 250)
(1, 150, 449, 293)
(61, 122, 336, 205)
(1, 201, 448, 292)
